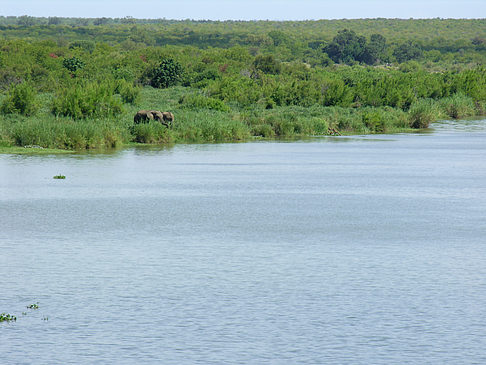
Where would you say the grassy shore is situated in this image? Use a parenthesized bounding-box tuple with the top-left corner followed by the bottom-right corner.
(1, 87, 484, 153)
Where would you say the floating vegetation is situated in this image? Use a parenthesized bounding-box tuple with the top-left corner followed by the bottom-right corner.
(0, 313, 17, 322)
(27, 303, 39, 309)
(53, 174, 66, 179)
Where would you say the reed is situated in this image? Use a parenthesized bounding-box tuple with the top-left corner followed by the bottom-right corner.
(408, 99, 440, 129)
(440, 93, 477, 119)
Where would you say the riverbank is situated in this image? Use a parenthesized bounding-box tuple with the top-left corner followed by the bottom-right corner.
(1, 86, 484, 153)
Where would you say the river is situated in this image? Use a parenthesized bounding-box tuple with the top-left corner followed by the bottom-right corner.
(1, 120, 485, 364)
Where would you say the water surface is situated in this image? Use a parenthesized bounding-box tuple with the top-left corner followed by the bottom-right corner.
(1, 120, 486, 364)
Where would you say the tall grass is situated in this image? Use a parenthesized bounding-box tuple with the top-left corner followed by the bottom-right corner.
(440, 93, 477, 119)
(5, 116, 127, 149)
(51, 81, 123, 119)
(171, 109, 250, 142)
(408, 99, 439, 129)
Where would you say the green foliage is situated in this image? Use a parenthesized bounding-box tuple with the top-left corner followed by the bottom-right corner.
(362, 109, 387, 133)
(367, 34, 388, 63)
(0, 82, 39, 116)
(179, 94, 231, 112)
(440, 93, 477, 119)
(131, 123, 173, 144)
(323, 29, 389, 65)
(115, 79, 140, 104)
(17, 15, 35, 27)
(51, 81, 123, 119)
(62, 56, 85, 73)
(48, 17, 62, 25)
(69, 41, 95, 53)
(0, 18, 484, 151)
(9, 116, 127, 149)
(324, 29, 368, 65)
(393, 41, 423, 63)
(408, 99, 437, 129)
(0, 313, 16, 322)
(253, 55, 282, 74)
(145, 58, 184, 88)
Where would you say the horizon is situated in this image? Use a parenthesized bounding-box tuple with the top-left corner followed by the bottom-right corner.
(1, 0, 485, 21)
(2, 15, 486, 21)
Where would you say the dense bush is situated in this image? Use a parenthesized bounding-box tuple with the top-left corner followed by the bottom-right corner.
(145, 58, 184, 88)
(253, 55, 282, 74)
(179, 94, 231, 112)
(62, 56, 85, 74)
(408, 99, 437, 129)
(51, 81, 123, 119)
(115, 79, 140, 104)
(0, 82, 39, 116)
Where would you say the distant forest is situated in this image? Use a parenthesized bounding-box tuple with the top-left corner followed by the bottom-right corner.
(1, 16, 485, 63)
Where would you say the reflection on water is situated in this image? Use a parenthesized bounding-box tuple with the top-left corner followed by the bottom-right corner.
(1, 120, 486, 364)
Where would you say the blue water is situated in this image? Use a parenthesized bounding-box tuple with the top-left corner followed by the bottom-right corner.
(1, 120, 486, 364)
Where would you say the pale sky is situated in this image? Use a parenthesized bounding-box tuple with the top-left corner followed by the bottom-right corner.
(1, 0, 485, 20)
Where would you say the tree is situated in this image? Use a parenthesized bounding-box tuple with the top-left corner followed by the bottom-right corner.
(94, 17, 109, 26)
(63, 57, 85, 74)
(17, 15, 35, 27)
(121, 16, 136, 24)
(366, 34, 388, 63)
(146, 58, 184, 88)
(48, 17, 61, 25)
(253, 55, 281, 74)
(393, 41, 423, 63)
(324, 29, 367, 65)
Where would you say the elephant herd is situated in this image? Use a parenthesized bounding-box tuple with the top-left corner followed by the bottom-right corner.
(134, 110, 174, 127)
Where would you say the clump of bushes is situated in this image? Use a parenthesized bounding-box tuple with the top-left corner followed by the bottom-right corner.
(179, 93, 231, 112)
(62, 56, 85, 74)
(440, 93, 477, 119)
(0, 82, 39, 116)
(253, 55, 282, 75)
(408, 99, 438, 128)
(361, 109, 388, 133)
(51, 81, 123, 119)
(115, 79, 140, 104)
(144, 58, 184, 88)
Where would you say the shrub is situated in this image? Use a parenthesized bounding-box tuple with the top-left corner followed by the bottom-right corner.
(0, 82, 39, 116)
(253, 55, 281, 74)
(62, 56, 85, 74)
(145, 58, 184, 88)
(179, 94, 231, 112)
(115, 79, 140, 104)
(440, 93, 476, 119)
(51, 81, 123, 119)
(408, 99, 438, 128)
(361, 109, 387, 133)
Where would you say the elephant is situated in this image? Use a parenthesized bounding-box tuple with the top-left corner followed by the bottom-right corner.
(149, 110, 174, 128)
(134, 110, 174, 128)
(134, 110, 155, 124)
